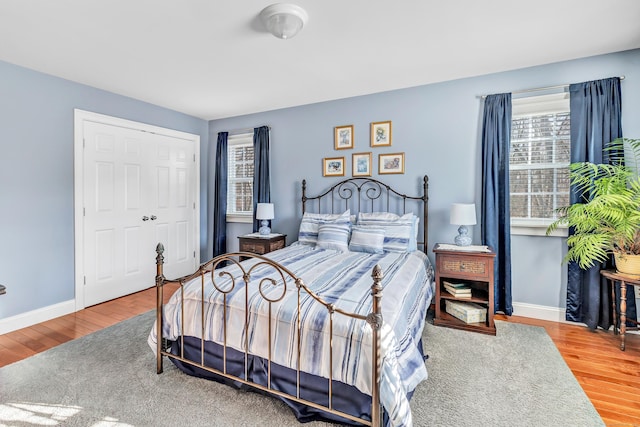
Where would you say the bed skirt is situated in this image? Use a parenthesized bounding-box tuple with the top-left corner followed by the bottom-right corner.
(168, 336, 424, 425)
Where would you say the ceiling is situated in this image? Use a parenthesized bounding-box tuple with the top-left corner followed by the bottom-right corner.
(1, 1, 639, 120)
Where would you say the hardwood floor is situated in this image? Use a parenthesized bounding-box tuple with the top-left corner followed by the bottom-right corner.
(1, 288, 638, 426)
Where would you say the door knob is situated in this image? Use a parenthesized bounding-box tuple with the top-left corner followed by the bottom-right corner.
(142, 216, 149, 221)
(150, 215, 157, 221)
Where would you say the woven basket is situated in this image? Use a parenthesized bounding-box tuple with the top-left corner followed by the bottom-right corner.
(614, 252, 640, 279)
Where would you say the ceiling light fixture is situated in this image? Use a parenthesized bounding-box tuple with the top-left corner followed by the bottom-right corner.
(259, 3, 308, 40)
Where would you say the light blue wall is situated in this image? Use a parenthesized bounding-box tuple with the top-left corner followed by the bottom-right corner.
(0, 60, 208, 319)
(209, 49, 640, 312)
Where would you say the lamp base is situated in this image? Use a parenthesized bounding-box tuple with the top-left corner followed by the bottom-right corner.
(259, 220, 271, 236)
(454, 225, 472, 246)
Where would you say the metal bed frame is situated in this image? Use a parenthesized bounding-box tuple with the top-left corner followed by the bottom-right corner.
(153, 175, 429, 426)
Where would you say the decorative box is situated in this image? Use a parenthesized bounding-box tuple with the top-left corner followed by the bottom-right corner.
(445, 300, 487, 324)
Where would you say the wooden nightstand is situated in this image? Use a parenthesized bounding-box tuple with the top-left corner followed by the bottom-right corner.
(433, 243, 496, 335)
(238, 233, 286, 258)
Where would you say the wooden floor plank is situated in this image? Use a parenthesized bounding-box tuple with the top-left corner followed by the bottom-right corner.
(45, 316, 96, 338)
(0, 335, 37, 360)
(585, 388, 640, 414)
(0, 347, 31, 367)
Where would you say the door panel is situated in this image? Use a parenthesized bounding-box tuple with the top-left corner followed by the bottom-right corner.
(95, 229, 115, 281)
(124, 226, 142, 275)
(95, 162, 115, 211)
(124, 164, 141, 210)
(176, 220, 189, 262)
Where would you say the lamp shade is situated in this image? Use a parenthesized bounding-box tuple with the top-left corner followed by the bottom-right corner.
(256, 203, 275, 220)
(259, 3, 308, 39)
(450, 203, 477, 226)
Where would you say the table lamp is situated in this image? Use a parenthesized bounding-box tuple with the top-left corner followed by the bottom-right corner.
(256, 203, 275, 235)
(450, 203, 476, 246)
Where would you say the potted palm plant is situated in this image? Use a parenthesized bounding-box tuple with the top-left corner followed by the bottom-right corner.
(547, 138, 640, 277)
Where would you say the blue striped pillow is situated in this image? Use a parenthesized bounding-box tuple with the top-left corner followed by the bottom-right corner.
(348, 225, 385, 254)
(316, 222, 351, 252)
(357, 212, 416, 252)
(298, 210, 350, 246)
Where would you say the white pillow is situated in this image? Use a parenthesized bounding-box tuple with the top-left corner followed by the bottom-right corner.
(316, 222, 351, 252)
(298, 210, 350, 246)
(358, 212, 405, 222)
(349, 225, 385, 254)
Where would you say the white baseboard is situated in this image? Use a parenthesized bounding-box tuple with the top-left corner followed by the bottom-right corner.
(0, 300, 76, 335)
(512, 301, 569, 323)
(512, 301, 640, 334)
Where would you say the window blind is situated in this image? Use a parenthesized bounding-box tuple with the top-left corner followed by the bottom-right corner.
(510, 94, 570, 223)
(227, 134, 254, 216)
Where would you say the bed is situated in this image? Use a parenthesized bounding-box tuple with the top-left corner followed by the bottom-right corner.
(148, 176, 433, 427)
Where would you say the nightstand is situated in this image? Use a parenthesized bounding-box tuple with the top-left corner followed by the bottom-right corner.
(433, 243, 496, 335)
(238, 233, 286, 259)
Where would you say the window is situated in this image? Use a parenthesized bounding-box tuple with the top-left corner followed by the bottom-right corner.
(227, 133, 254, 223)
(509, 93, 570, 236)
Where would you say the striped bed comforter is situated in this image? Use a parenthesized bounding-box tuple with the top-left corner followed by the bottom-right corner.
(148, 243, 434, 427)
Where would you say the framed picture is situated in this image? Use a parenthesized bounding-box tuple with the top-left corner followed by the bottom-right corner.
(378, 152, 404, 174)
(334, 125, 354, 150)
(352, 152, 372, 177)
(323, 157, 345, 177)
(370, 121, 392, 147)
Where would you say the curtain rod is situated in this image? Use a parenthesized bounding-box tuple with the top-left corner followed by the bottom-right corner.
(480, 75, 625, 99)
(228, 125, 271, 136)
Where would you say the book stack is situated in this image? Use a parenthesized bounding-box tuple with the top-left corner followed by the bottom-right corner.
(442, 280, 472, 298)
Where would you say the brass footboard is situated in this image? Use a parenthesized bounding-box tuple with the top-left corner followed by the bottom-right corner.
(154, 243, 383, 426)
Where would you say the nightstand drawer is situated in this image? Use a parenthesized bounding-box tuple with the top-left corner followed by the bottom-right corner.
(438, 254, 490, 280)
(240, 242, 265, 254)
(269, 239, 285, 251)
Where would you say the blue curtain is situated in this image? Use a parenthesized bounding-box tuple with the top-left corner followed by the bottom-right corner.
(213, 132, 228, 257)
(567, 77, 636, 329)
(481, 93, 513, 315)
(252, 126, 271, 232)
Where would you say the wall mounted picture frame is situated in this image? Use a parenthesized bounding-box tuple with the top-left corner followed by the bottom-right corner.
(323, 157, 345, 177)
(378, 152, 404, 174)
(334, 125, 354, 150)
(370, 121, 392, 147)
(352, 152, 372, 177)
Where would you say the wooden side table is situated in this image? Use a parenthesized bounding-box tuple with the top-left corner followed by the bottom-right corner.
(600, 269, 640, 351)
(238, 233, 286, 260)
(432, 243, 496, 335)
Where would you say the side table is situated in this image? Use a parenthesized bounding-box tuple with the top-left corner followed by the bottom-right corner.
(432, 243, 496, 335)
(600, 269, 640, 351)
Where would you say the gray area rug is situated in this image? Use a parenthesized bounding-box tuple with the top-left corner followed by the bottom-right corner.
(0, 311, 603, 427)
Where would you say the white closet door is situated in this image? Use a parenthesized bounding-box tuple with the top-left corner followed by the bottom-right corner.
(81, 120, 197, 307)
(147, 133, 197, 280)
